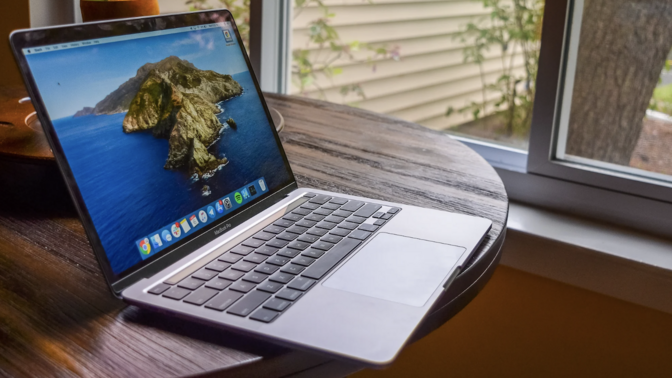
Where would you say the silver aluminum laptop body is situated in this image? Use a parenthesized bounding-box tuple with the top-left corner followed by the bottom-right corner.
(123, 188, 491, 366)
(10, 10, 492, 367)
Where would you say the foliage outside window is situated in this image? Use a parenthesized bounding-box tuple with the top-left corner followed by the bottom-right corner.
(292, 1, 399, 101)
(449, 0, 543, 141)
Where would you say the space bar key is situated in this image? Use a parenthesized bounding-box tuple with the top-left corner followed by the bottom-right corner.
(302, 238, 361, 280)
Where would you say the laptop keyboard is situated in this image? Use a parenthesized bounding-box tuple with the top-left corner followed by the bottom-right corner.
(146, 193, 401, 323)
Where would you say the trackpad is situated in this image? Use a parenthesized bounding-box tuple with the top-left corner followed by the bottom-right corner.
(323, 233, 466, 307)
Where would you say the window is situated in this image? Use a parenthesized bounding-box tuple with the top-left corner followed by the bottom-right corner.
(271, 0, 672, 237)
(537, 0, 672, 188)
(289, 0, 543, 151)
(527, 0, 672, 203)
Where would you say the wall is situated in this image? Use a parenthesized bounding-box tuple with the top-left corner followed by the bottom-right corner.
(0, 1, 30, 87)
(353, 265, 672, 377)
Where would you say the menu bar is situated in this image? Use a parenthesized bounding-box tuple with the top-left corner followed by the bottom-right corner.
(22, 22, 232, 56)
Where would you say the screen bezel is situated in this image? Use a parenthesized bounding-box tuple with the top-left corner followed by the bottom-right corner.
(10, 10, 297, 296)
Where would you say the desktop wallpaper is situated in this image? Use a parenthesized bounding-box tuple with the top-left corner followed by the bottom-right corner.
(25, 27, 291, 275)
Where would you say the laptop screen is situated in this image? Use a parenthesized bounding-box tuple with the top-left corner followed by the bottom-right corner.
(20, 18, 294, 279)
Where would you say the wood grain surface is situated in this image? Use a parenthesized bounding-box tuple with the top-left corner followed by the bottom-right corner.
(0, 85, 53, 161)
(0, 92, 507, 377)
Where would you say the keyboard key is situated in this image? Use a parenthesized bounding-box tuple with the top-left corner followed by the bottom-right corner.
(264, 298, 292, 312)
(276, 231, 299, 241)
(205, 290, 243, 311)
(252, 231, 275, 241)
(358, 224, 379, 232)
(281, 264, 306, 275)
(257, 281, 283, 293)
(219, 252, 243, 264)
(302, 238, 361, 280)
(282, 213, 303, 222)
(231, 245, 254, 256)
(206, 278, 233, 290)
(381, 213, 392, 220)
(266, 238, 289, 249)
(354, 203, 382, 218)
(287, 240, 310, 250)
(345, 216, 366, 224)
(388, 207, 401, 214)
(255, 263, 280, 275)
(273, 219, 294, 228)
(314, 208, 334, 216)
(306, 227, 328, 236)
(373, 219, 386, 226)
(340, 200, 365, 212)
(321, 203, 340, 210)
(292, 256, 316, 267)
(244, 253, 268, 264)
(230, 281, 256, 293)
(288, 277, 316, 291)
(291, 208, 311, 216)
(227, 290, 271, 317)
(277, 247, 301, 258)
(192, 269, 218, 281)
(264, 225, 285, 234)
(231, 261, 257, 272)
(163, 287, 191, 300)
(315, 221, 337, 230)
(205, 261, 230, 272)
(324, 215, 345, 224)
(309, 194, 332, 205)
(300, 202, 320, 210)
(312, 241, 334, 251)
(178, 277, 206, 290)
(276, 288, 303, 301)
(219, 269, 244, 281)
(255, 245, 278, 256)
(337, 221, 357, 230)
(286, 225, 308, 235)
(242, 238, 265, 249)
(305, 214, 325, 222)
(269, 272, 295, 284)
(321, 235, 342, 244)
(329, 197, 349, 205)
(303, 192, 317, 198)
(333, 209, 353, 218)
(184, 287, 219, 306)
(302, 248, 325, 259)
(250, 308, 279, 323)
(267, 256, 291, 266)
(373, 212, 385, 219)
(298, 234, 320, 244)
(243, 271, 269, 284)
(329, 228, 351, 237)
(348, 230, 373, 240)
(296, 219, 317, 228)
(148, 283, 171, 295)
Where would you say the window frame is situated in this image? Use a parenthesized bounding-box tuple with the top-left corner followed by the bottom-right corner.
(526, 0, 672, 203)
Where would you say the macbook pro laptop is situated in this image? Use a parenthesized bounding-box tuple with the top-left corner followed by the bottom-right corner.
(10, 10, 491, 367)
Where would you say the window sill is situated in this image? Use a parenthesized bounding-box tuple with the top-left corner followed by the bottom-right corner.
(502, 202, 672, 314)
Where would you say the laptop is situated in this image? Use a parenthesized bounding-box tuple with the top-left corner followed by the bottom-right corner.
(10, 10, 491, 367)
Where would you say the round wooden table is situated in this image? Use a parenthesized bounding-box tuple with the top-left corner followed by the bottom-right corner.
(0, 91, 508, 377)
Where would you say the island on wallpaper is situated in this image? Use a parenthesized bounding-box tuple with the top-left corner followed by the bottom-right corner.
(74, 56, 243, 179)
